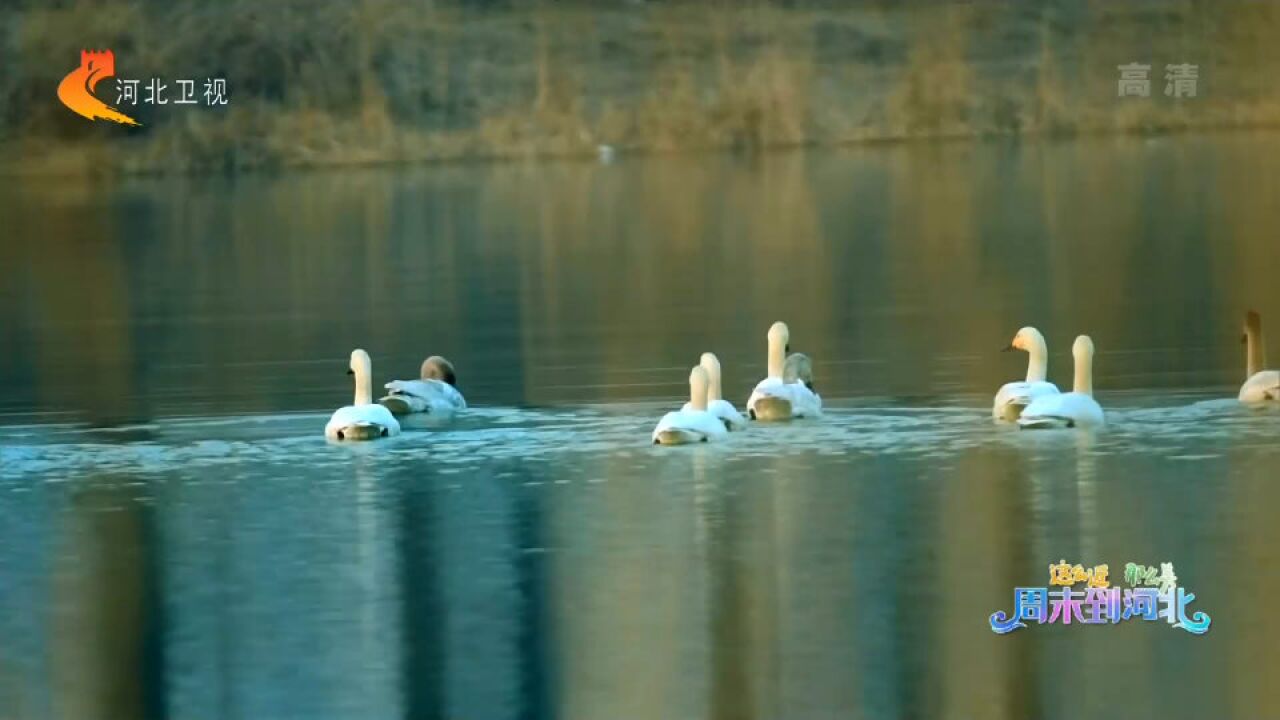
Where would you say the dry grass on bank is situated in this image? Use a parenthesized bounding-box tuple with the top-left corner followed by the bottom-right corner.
(5, 1, 1280, 175)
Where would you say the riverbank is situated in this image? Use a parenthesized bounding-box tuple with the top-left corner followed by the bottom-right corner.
(5, 1, 1280, 175)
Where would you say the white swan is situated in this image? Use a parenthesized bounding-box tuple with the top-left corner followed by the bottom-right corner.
(682, 353, 747, 430)
(993, 326, 1061, 421)
(380, 356, 467, 416)
(746, 321, 822, 421)
(1019, 335, 1105, 429)
(326, 349, 402, 441)
(653, 366, 730, 445)
(1239, 310, 1280, 403)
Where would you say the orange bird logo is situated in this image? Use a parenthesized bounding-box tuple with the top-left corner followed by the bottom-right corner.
(57, 49, 140, 126)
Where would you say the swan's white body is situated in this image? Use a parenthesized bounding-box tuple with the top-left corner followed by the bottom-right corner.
(707, 399, 748, 429)
(382, 379, 466, 414)
(653, 408, 731, 445)
(1019, 336, 1104, 429)
(681, 353, 747, 430)
(746, 322, 822, 421)
(1017, 392, 1105, 429)
(326, 404, 402, 441)
(747, 377, 823, 419)
(326, 350, 402, 441)
(994, 381, 1060, 421)
(654, 366, 729, 445)
(1240, 371, 1280, 403)
(994, 327, 1060, 421)
(1239, 311, 1279, 403)
(380, 356, 466, 416)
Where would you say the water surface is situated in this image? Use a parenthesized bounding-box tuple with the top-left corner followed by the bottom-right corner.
(3, 136, 1280, 719)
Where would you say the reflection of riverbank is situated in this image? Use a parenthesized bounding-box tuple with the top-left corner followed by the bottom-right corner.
(4, 134, 1280, 424)
(5, 3, 1280, 175)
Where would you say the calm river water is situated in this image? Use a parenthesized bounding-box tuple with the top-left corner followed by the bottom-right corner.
(2, 136, 1280, 719)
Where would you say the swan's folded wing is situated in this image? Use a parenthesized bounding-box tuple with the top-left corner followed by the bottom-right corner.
(326, 405, 362, 433)
(994, 381, 1026, 407)
(385, 378, 467, 409)
(995, 381, 1060, 420)
(1018, 393, 1103, 428)
(1240, 370, 1280, 402)
(1025, 381, 1060, 401)
(747, 378, 821, 418)
(326, 404, 401, 437)
(654, 410, 702, 443)
(385, 379, 427, 397)
(788, 384, 823, 418)
(653, 409, 728, 442)
(1017, 395, 1071, 428)
(367, 404, 401, 429)
(652, 410, 682, 438)
(689, 410, 730, 438)
(993, 382, 1022, 418)
(1017, 414, 1073, 429)
(709, 399, 748, 430)
(747, 377, 786, 410)
(443, 382, 467, 408)
(1019, 392, 1066, 418)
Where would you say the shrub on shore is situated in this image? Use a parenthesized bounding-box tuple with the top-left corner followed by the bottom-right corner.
(5, 0, 1280, 174)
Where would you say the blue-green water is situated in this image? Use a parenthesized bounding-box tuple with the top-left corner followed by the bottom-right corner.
(3, 137, 1280, 718)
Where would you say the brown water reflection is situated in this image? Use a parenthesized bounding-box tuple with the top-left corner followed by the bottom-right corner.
(3, 135, 1280, 422)
(3, 137, 1280, 719)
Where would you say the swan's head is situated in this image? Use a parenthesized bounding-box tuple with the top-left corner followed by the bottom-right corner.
(421, 355, 458, 386)
(1244, 310, 1262, 344)
(1006, 326, 1046, 353)
(783, 352, 815, 389)
(768, 321, 792, 353)
(689, 365, 710, 410)
(348, 349, 372, 377)
(1072, 335, 1095, 359)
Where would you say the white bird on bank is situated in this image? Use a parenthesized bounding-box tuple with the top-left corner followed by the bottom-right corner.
(653, 366, 730, 445)
(1019, 335, 1105, 429)
(379, 356, 467, 416)
(746, 321, 822, 421)
(683, 352, 747, 430)
(326, 349, 402, 441)
(993, 326, 1061, 421)
(1239, 310, 1280, 403)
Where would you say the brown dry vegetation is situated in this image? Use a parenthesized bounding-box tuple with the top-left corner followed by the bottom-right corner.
(4, 0, 1280, 175)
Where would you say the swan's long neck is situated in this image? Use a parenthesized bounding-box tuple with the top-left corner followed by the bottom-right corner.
(689, 375, 709, 411)
(1025, 337, 1049, 383)
(705, 363, 722, 402)
(1073, 348, 1093, 396)
(354, 365, 373, 405)
(767, 337, 785, 380)
(1246, 325, 1265, 378)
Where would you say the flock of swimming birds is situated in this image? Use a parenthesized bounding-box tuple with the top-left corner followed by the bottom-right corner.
(324, 312, 1280, 444)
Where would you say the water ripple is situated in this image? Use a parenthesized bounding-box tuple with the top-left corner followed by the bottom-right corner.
(2, 392, 1277, 482)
